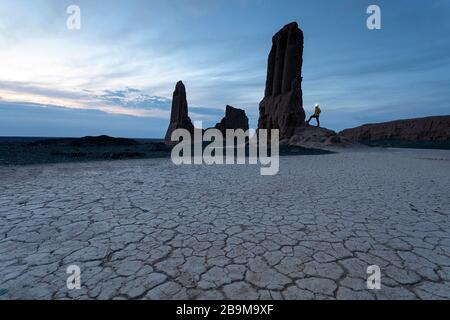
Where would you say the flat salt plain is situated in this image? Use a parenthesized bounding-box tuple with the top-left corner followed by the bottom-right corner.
(0, 148, 449, 300)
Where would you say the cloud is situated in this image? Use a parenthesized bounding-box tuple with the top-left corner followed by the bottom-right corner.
(0, 80, 225, 127)
(0, 81, 168, 118)
(96, 88, 172, 110)
(0, 100, 168, 138)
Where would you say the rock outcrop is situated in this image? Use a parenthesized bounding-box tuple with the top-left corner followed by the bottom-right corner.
(165, 81, 194, 144)
(284, 125, 359, 150)
(340, 116, 450, 142)
(258, 22, 305, 139)
(215, 105, 249, 134)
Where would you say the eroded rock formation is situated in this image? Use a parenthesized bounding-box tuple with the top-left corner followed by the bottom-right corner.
(285, 126, 358, 150)
(215, 105, 249, 134)
(165, 81, 194, 144)
(258, 22, 305, 139)
(340, 116, 450, 142)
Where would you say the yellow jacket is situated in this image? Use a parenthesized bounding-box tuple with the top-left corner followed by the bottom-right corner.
(314, 106, 321, 117)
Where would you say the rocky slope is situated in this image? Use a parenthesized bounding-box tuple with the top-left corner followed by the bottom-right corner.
(282, 125, 360, 150)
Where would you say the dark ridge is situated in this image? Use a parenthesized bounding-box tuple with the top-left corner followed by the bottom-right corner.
(27, 135, 140, 147)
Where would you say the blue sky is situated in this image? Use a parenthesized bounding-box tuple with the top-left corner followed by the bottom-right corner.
(0, 0, 449, 138)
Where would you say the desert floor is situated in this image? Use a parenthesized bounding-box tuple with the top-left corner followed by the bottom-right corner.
(0, 148, 449, 300)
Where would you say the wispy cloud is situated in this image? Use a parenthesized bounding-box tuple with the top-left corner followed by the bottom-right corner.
(0, 81, 169, 117)
(0, 80, 227, 125)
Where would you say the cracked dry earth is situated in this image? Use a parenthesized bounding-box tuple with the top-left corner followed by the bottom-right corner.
(0, 148, 449, 300)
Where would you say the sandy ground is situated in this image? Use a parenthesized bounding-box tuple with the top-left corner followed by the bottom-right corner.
(0, 148, 449, 300)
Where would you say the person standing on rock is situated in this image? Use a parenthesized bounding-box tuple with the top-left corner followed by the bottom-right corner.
(307, 104, 321, 127)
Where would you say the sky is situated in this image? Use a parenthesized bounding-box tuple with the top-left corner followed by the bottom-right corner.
(0, 0, 449, 138)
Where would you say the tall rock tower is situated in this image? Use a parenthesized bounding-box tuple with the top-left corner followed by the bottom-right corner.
(258, 22, 305, 139)
(165, 81, 194, 144)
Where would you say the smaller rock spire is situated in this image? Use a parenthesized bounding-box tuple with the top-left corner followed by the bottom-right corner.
(165, 81, 194, 144)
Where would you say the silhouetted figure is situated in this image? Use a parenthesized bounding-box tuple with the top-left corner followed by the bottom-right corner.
(307, 104, 321, 127)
